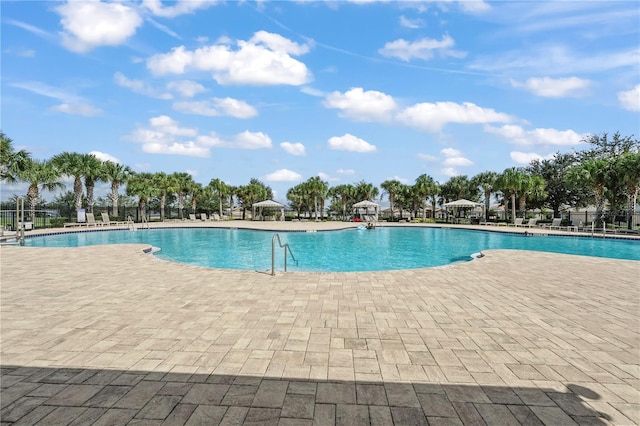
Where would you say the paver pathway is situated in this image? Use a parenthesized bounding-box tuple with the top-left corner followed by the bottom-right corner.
(1, 233, 638, 425)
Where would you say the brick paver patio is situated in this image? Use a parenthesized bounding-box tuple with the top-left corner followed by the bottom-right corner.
(1, 223, 638, 425)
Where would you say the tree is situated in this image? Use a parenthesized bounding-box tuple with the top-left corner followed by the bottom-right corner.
(18, 159, 64, 223)
(189, 182, 206, 214)
(103, 161, 132, 217)
(237, 182, 267, 219)
(616, 152, 640, 229)
(414, 174, 437, 220)
(327, 184, 355, 220)
(80, 154, 104, 213)
(566, 158, 611, 227)
(1, 132, 31, 183)
(517, 174, 546, 217)
(126, 172, 157, 220)
(472, 171, 498, 222)
(305, 176, 328, 221)
(172, 172, 194, 220)
(208, 178, 230, 217)
(527, 153, 582, 217)
(380, 179, 402, 221)
(154, 172, 178, 221)
(497, 167, 527, 223)
(51, 152, 85, 212)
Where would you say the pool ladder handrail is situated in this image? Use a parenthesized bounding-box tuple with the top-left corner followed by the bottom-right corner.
(271, 233, 297, 275)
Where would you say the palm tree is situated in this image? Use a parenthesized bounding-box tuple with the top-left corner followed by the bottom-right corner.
(126, 172, 157, 220)
(380, 179, 402, 221)
(80, 154, 104, 213)
(472, 171, 498, 222)
(617, 152, 640, 229)
(497, 167, 527, 224)
(154, 172, 178, 221)
(51, 152, 85, 212)
(305, 176, 328, 221)
(172, 172, 194, 220)
(18, 159, 64, 223)
(327, 184, 354, 221)
(414, 174, 437, 220)
(208, 178, 229, 217)
(287, 184, 307, 220)
(103, 161, 132, 217)
(189, 182, 206, 214)
(517, 174, 546, 217)
(566, 158, 611, 227)
(1, 132, 31, 183)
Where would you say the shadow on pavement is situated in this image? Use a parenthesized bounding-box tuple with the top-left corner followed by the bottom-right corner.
(0, 365, 616, 425)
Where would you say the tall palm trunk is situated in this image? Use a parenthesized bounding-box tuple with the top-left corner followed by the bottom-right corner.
(510, 191, 517, 223)
(86, 181, 95, 213)
(160, 194, 166, 221)
(74, 176, 83, 211)
(111, 182, 119, 217)
(27, 185, 38, 221)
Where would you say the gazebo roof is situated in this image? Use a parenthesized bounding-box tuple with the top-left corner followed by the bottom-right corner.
(353, 200, 380, 208)
(443, 199, 482, 208)
(252, 199, 285, 208)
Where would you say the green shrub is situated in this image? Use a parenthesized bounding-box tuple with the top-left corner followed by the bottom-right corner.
(50, 218, 66, 228)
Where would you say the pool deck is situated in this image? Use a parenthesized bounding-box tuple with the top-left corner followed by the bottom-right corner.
(1, 221, 638, 425)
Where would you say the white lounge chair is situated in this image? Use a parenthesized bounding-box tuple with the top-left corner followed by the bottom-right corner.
(85, 212, 101, 227)
(543, 218, 562, 229)
(508, 218, 524, 227)
(201, 213, 208, 221)
(101, 212, 127, 226)
(189, 213, 197, 221)
(524, 218, 538, 228)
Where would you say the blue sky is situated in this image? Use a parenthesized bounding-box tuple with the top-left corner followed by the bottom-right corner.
(2, 0, 639, 203)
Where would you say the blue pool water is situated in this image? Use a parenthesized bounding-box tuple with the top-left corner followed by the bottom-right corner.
(25, 227, 639, 272)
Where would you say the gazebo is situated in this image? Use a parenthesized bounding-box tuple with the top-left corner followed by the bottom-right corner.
(443, 199, 483, 223)
(352, 200, 380, 222)
(252, 199, 285, 221)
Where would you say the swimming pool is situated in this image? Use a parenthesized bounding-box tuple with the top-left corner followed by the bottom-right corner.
(25, 227, 640, 272)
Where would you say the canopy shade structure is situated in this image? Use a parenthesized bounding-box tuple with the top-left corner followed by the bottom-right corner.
(443, 199, 483, 208)
(252, 199, 285, 221)
(352, 200, 380, 222)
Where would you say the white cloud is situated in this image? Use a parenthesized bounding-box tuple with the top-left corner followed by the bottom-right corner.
(166, 80, 206, 98)
(90, 151, 120, 163)
(471, 45, 640, 76)
(510, 151, 554, 164)
(441, 147, 473, 167)
(399, 16, 422, 29)
(11, 80, 102, 116)
(142, 0, 217, 18)
(318, 172, 337, 182)
(56, 1, 143, 53)
(173, 97, 257, 118)
(385, 175, 410, 184)
(441, 167, 459, 177)
(324, 87, 397, 122)
(397, 101, 513, 132)
(280, 142, 306, 156)
(511, 76, 591, 98)
(114, 72, 172, 99)
(263, 169, 303, 182)
(378, 35, 466, 62)
(417, 153, 438, 162)
(147, 31, 312, 86)
(198, 130, 272, 149)
(485, 124, 586, 146)
(618, 84, 640, 112)
(50, 103, 103, 116)
(328, 134, 376, 153)
(125, 115, 207, 157)
(301, 86, 325, 97)
(336, 169, 356, 175)
(460, 0, 491, 13)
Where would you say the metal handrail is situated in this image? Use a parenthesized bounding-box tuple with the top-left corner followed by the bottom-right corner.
(271, 233, 297, 275)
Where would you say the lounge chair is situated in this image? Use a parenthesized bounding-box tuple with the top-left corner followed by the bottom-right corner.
(85, 212, 101, 227)
(568, 218, 583, 232)
(524, 218, 538, 228)
(212, 213, 220, 221)
(200, 213, 208, 221)
(189, 213, 197, 221)
(542, 218, 562, 229)
(101, 212, 127, 226)
(508, 218, 524, 227)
